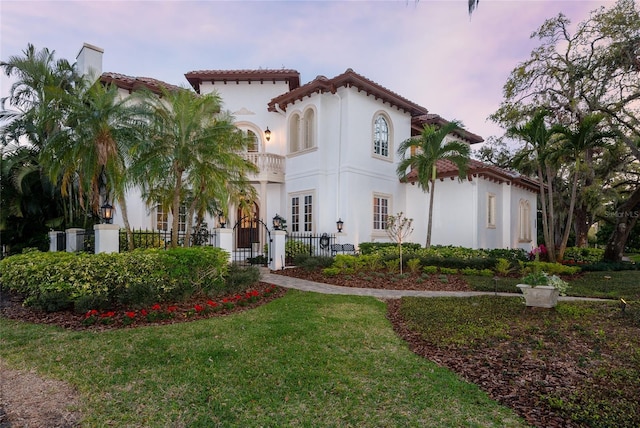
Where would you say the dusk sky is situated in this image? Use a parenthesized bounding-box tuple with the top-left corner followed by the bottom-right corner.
(1, 0, 615, 146)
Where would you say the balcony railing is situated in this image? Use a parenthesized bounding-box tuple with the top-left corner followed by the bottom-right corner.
(243, 152, 286, 183)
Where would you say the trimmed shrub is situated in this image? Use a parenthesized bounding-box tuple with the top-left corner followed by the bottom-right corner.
(358, 242, 422, 255)
(0, 247, 230, 312)
(224, 264, 261, 295)
(564, 247, 605, 263)
(286, 239, 312, 260)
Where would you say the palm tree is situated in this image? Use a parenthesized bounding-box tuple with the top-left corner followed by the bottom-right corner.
(41, 79, 147, 243)
(0, 44, 80, 242)
(508, 110, 558, 261)
(397, 121, 470, 248)
(131, 87, 258, 248)
(550, 114, 614, 260)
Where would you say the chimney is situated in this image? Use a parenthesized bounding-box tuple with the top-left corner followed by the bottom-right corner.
(76, 43, 104, 82)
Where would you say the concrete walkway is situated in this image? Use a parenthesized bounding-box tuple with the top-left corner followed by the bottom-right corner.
(261, 272, 610, 302)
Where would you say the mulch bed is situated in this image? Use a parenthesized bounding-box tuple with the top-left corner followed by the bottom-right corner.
(0, 282, 287, 331)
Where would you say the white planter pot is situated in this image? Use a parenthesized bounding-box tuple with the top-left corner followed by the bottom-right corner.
(516, 284, 560, 308)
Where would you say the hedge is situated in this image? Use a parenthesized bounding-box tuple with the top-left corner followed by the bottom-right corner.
(0, 247, 230, 312)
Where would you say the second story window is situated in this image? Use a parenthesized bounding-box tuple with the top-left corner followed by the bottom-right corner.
(289, 108, 316, 154)
(246, 130, 259, 152)
(373, 114, 389, 157)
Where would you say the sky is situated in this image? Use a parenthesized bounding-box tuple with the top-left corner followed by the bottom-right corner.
(0, 0, 617, 146)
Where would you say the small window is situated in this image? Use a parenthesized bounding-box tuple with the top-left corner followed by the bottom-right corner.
(519, 199, 532, 242)
(178, 205, 187, 232)
(487, 193, 496, 228)
(291, 192, 313, 232)
(156, 205, 168, 231)
(373, 194, 390, 230)
(373, 115, 389, 157)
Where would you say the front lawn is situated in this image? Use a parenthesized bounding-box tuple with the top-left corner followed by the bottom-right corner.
(0, 290, 527, 427)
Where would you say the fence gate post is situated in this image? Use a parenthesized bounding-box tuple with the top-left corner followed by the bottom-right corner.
(94, 224, 120, 254)
(270, 230, 286, 271)
(216, 228, 233, 263)
(66, 228, 85, 252)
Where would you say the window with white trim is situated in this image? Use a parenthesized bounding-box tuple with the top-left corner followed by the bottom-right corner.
(487, 193, 496, 228)
(373, 194, 390, 231)
(156, 205, 168, 231)
(291, 192, 314, 232)
(373, 114, 390, 157)
(519, 199, 532, 242)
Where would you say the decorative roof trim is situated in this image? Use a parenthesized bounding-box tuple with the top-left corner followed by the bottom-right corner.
(184, 69, 301, 93)
(267, 68, 429, 116)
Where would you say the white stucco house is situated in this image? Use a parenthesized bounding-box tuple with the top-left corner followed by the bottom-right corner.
(78, 43, 538, 253)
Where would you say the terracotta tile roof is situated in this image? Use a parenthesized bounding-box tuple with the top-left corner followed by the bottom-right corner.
(267, 68, 429, 116)
(412, 114, 484, 144)
(184, 69, 301, 93)
(404, 158, 540, 192)
(100, 72, 183, 94)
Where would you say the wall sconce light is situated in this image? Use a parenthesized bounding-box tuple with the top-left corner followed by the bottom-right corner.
(336, 218, 344, 233)
(218, 211, 226, 228)
(101, 202, 114, 224)
(264, 127, 271, 142)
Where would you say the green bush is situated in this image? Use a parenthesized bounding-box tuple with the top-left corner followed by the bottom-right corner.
(298, 256, 334, 271)
(423, 266, 438, 274)
(286, 239, 312, 260)
(358, 242, 422, 255)
(223, 264, 261, 295)
(523, 261, 581, 276)
(563, 247, 605, 263)
(440, 267, 459, 275)
(406, 258, 421, 273)
(0, 247, 230, 312)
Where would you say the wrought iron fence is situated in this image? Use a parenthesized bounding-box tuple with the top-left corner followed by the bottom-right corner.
(118, 228, 217, 251)
(285, 232, 336, 266)
(80, 229, 95, 254)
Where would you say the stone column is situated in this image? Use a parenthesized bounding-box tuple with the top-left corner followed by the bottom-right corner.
(94, 224, 120, 254)
(270, 230, 286, 271)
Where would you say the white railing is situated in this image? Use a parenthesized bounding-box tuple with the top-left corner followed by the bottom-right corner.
(242, 152, 286, 182)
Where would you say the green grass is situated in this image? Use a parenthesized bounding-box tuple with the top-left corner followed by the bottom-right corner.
(399, 295, 640, 427)
(0, 290, 527, 427)
(467, 270, 639, 300)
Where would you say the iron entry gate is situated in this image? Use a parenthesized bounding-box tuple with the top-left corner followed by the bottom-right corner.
(232, 216, 272, 266)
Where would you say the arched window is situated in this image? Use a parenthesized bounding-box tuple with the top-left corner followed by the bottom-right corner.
(289, 113, 301, 153)
(373, 114, 390, 157)
(303, 108, 315, 150)
(519, 199, 532, 242)
(246, 130, 259, 152)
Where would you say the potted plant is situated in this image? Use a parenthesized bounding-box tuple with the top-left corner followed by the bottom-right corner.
(517, 270, 569, 308)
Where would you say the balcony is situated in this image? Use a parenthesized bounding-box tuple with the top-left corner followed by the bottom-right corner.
(243, 152, 286, 183)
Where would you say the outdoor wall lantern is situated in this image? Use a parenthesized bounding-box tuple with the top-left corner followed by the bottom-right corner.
(264, 127, 271, 142)
(336, 218, 344, 233)
(272, 214, 284, 230)
(101, 202, 114, 224)
(218, 212, 226, 229)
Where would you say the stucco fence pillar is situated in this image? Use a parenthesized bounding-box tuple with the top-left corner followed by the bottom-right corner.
(94, 224, 120, 254)
(269, 230, 286, 271)
(215, 228, 233, 264)
(65, 228, 85, 252)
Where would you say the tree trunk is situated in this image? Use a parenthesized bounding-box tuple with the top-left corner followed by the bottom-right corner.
(426, 179, 436, 249)
(557, 165, 580, 261)
(117, 194, 134, 251)
(604, 185, 640, 262)
(545, 163, 557, 262)
(573, 205, 591, 247)
(170, 171, 183, 248)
